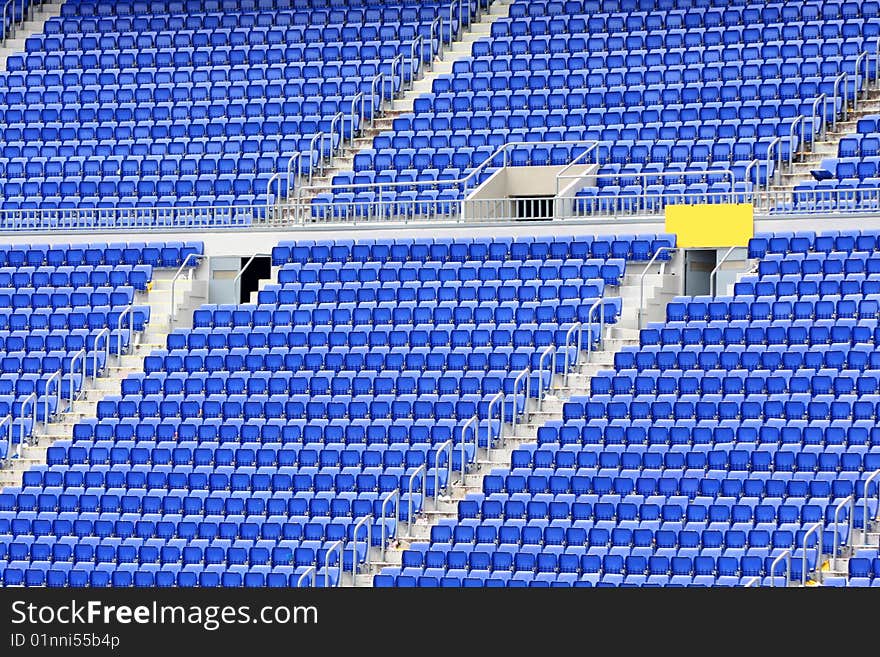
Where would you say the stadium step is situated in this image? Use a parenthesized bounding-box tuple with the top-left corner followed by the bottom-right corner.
(0, 0, 64, 71)
(281, 0, 512, 224)
(0, 264, 203, 489)
(767, 85, 880, 195)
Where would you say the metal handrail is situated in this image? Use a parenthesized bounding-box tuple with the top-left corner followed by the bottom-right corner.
(801, 521, 824, 586)
(296, 565, 316, 588)
(91, 327, 110, 381)
(585, 297, 606, 360)
(557, 167, 738, 202)
(788, 115, 805, 167)
(169, 253, 207, 324)
(266, 172, 284, 221)
(446, 0, 456, 45)
(863, 469, 880, 544)
(743, 575, 761, 588)
(350, 514, 372, 579)
(832, 495, 854, 573)
(743, 158, 760, 196)
(432, 439, 453, 505)
(854, 51, 869, 112)
(295, 139, 599, 198)
(390, 53, 404, 105)
(430, 16, 442, 61)
(68, 348, 86, 412)
(306, 132, 324, 186)
(485, 390, 504, 463)
(0, 414, 11, 467)
(709, 246, 737, 297)
(232, 253, 270, 304)
(511, 367, 530, 438)
(810, 93, 828, 142)
(17, 392, 36, 453)
(369, 72, 385, 127)
(2, 0, 16, 45)
(553, 142, 602, 195)
(406, 464, 426, 533)
(328, 111, 344, 162)
(409, 36, 423, 88)
(348, 92, 364, 143)
(116, 304, 135, 358)
(563, 322, 583, 386)
(832, 71, 848, 129)
(638, 247, 675, 329)
(536, 345, 556, 410)
(765, 136, 782, 192)
(323, 539, 344, 588)
(769, 548, 791, 588)
(380, 489, 399, 560)
(285, 152, 302, 197)
(459, 416, 478, 478)
(42, 370, 62, 426)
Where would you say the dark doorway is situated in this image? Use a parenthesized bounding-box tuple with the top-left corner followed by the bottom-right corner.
(239, 256, 271, 304)
(515, 196, 553, 221)
(683, 249, 716, 297)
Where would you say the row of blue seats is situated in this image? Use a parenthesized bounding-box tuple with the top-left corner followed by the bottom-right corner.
(0, 242, 201, 268)
(272, 235, 667, 264)
(0, 328, 130, 353)
(0, 307, 148, 333)
(510, 0, 866, 20)
(491, 16, 872, 38)
(748, 231, 880, 257)
(0, 565, 334, 588)
(593, 370, 880, 395)
(4, 466, 428, 496)
(41, 442, 458, 469)
(636, 322, 880, 346)
(0, 265, 152, 291)
(665, 297, 880, 322)
(0, 286, 134, 308)
(532, 420, 880, 446)
(65, 416, 491, 444)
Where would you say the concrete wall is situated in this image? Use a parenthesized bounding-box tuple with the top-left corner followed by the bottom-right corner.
(4, 213, 880, 258)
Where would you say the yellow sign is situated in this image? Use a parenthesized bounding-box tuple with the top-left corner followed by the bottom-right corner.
(665, 203, 754, 248)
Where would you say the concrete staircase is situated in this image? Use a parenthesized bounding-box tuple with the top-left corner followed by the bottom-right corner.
(346, 261, 672, 586)
(0, 0, 63, 71)
(280, 0, 513, 218)
(0, 269, 196, 489)
(821, 518, 880, 586)
(768, 90, 880, 197)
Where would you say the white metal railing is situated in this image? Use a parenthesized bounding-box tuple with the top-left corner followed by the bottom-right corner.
(91, 327, 110, 382)
(831, 495, 854, 573)
(349, 514, 372, 580)
(536, 345, 556, 410)
(380, 489, 399, 561)
(405, 464, 425, 534)
(42, 369, 62, 425)
(638, 247, 675, 329)
(510, 368, 530, 437)
(769, 548, 792, 588)
(169, 253, 207, 324)
(862, 469, 880, 544)
(296, 565, 316, 588)
(323, 539, 344, 588)
(17, 391, 36, 453)
(68, 348, 86, 412)
(709, 246, 737, 297)
(485, 390, 504, 464)
(432, 439, 453, 507)
(801, 521, 824, 586)
(459, 415, 478, 479)
(0, 414, 12, 467)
